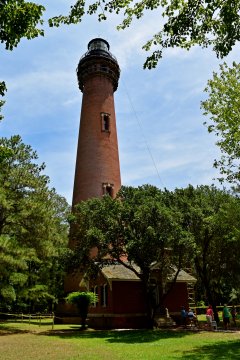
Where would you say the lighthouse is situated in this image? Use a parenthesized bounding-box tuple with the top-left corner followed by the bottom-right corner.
(63, 38, 121, 291)
(72, 38, 121, 206)
(60, 39, 196, 329)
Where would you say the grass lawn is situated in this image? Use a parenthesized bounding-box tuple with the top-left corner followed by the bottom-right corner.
(0, 321, 239, 360)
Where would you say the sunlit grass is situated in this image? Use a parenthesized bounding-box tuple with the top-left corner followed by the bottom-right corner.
(0, 321, 239, 360)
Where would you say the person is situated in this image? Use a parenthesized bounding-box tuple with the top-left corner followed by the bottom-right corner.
(188, 309, 197, 327)
(206, 305, 214, 328)
(222, 304, 230, 330)
(181, 306, 187, 327)
(231, 306, 237, 327)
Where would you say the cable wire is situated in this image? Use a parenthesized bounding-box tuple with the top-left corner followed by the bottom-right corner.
(122, 78, 166, 188)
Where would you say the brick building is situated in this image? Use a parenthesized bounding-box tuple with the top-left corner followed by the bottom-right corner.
(61, 262, 196, 328)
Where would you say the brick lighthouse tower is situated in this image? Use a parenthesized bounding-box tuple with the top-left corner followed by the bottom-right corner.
(72, 38, 121, 206)
(63, 38, 121, 292)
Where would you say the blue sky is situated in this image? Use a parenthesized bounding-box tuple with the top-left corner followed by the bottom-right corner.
(1, 1, 239, 204)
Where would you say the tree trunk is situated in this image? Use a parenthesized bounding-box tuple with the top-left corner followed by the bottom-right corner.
(195, 255, 220, 324)
(81, 315, 87, 329)
(141, 271, 154, 328)
(205, 285, 219, 324)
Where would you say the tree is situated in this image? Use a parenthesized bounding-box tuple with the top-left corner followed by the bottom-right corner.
(0, 235, 27, 305)
(0, 0, 45, 51)
(66, 291, 98, 329)
(0, 135, 70, 312)
(201, 62, 240, 185)
(49, 1, 240, 68)
(69, 185, 193, 325)
(173, 185, 240, 322)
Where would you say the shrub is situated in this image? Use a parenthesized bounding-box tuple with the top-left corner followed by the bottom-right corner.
(66, 291, 97, 329)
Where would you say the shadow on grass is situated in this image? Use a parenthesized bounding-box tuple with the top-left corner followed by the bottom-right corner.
(0, 323, 29, 336)
(0, 320, 52, 336)
(181, 340, 240, 359)
(39, 328, 197, 344)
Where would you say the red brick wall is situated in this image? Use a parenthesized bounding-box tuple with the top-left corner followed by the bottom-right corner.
(88, 279, 147, 315)
(112, 281, 147, 313)
(60, 274, 190, 329)
(88, 279, 148, 329)
(72, 74, 121, 205)
(163, 282, 189, 312)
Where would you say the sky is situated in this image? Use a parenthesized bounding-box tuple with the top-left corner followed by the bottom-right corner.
(1, 1, 239, 204)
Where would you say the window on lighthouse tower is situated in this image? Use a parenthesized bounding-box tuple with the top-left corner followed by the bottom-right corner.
(106, 185, 112, 196)
(101, 113, 110, 132)
(103, 183, 114, 197)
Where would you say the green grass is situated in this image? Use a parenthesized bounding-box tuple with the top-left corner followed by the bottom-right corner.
(0, 321, 239, 360)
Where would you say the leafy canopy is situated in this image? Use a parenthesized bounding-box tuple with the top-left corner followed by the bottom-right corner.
(70, 184, 240, 317)
(173, 185, 240, 316)
(1, 1, 239, 119)
(201, 62, 240, 185)
(70, 184, 194, 321)
(2, 1, 239, 69)
(0, 0, 45, 50)
(49, 1, 240, 68)
(70, 185, 193, 280)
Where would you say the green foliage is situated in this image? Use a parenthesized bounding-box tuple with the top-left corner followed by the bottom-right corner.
(66, 291, 97, 328)
(70, 185, 194, 321)
(66, 291, 97, 307)
(0, 135, 70, 311)
(142, 0, 240, 68)
(201, 62, 240, 185)
(0, 0, 45, 50)
(49, 0, 85, 27)
(21, 285, 55, 303)
(0, 284, 16, 302)
(70, 184, 240, 321)
(173, 185, 240, 318)
(117, 185, 194, 280)
(49, 1, 240, 68)
(0, 81, 7, 121)
(0, 235, 28, 304)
